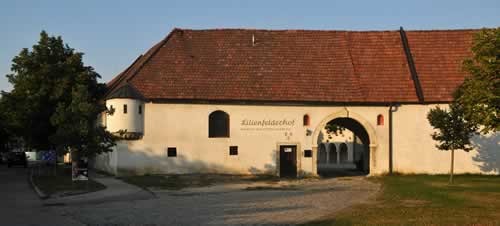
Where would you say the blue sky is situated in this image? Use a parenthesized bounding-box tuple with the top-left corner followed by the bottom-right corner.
(1, 0, 499, 92)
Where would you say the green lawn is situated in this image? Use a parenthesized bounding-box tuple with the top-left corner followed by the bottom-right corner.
(32, 166, 105, 196)
(304, 174, 500, 226)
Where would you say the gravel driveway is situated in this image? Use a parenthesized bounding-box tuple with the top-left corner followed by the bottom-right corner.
(52, 176, 379, 226)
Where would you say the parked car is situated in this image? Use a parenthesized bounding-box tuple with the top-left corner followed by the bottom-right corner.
(7, 152, 28, 168)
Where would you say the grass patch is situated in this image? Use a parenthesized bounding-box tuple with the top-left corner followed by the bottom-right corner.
(303, 174, 500, 226)
(119, 174, 283, 190)
(93, 168, 115, 177)
(32, 167, 106, 196)
(119, 174, 215, 190)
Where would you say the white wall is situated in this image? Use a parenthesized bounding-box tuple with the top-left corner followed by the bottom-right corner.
(103, 103, 389, 176)
(93, 146, 119, 175)
(392, 104, 499, 174)
(105, 98, 144, 133)
(96, 102, 499, 176)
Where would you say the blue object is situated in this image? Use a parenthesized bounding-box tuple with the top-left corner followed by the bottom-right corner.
(41, 150, 56, 163)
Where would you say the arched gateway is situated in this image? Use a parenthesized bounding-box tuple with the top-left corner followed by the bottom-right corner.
(312, 109, 378, 175)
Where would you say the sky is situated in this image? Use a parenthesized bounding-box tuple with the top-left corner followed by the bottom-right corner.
(1, 0, 499, 92)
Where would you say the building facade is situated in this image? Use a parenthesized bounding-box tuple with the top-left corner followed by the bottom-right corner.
(94, 28, 499, 177)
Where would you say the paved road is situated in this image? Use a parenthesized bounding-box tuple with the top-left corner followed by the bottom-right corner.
(0, 164, 83, 226)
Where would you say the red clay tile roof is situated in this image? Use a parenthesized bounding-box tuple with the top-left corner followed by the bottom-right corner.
(406, 30, 476, 102)
(107, 28, 477, 103)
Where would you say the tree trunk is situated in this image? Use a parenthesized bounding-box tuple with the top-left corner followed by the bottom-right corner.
(449, 149, 455, 184)
(71, 149, 79, 180)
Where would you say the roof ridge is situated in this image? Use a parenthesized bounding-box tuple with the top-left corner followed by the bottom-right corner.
(174, 27, 484, 33)
(404, 28, 484, 32)
(177, 28, 396, 32)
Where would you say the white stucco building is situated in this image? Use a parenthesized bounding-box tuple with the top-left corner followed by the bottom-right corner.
(94, 28, 499, 177)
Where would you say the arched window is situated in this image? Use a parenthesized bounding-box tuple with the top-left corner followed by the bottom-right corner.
(303, 114, 310, 126)
(377, 114, 384, 126)
(339, 143, 348, 163)
(328, 143, 337, 164)
(318, 143, 327, 164)
(209, 110, 230, 138)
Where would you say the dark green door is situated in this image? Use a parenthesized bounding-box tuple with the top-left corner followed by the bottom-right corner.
(279, 145, 297, 177)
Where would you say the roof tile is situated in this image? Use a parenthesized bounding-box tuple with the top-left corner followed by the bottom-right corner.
(107, 28, 477, 103)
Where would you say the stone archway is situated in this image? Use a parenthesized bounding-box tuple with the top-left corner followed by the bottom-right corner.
(312, 109, 378, 175)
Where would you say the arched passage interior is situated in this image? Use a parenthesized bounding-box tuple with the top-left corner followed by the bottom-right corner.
(316, 117, 371, 176)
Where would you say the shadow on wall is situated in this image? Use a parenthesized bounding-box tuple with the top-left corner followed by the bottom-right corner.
(318, 131, 324, 145)
(472, 133, 500, 174)
(248, 150, 276, 175)
(94, 145, 278, 176)
(91, 151, 115, 174)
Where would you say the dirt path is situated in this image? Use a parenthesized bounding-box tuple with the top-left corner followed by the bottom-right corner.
(54, 176, 380, 225)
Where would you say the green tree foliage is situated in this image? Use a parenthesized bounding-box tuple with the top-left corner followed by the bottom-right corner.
(455, 28, 499, 133)
(50, 78, 115, 158)
(427, 104, 477, 183)
(4, 31, 72, 150)
(325, 122, 346, 140)
(428, 104, 476, 152)
(0, 96, 11, 151)
(3, 31, 115, 156)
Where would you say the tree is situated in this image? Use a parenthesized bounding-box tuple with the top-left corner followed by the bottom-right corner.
(4, 31, 73, 150)
(454, 28, 499, 133)
(0, 96, 11, 152)
(325, 122, 345, 139)
(427, 104, 477, 183)
(50, 75, 116, 159)
(3, 30, 115, 158)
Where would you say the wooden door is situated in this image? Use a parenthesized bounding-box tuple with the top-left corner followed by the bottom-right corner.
(279, 145, 297, 178)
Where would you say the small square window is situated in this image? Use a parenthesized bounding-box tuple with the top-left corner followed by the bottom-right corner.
(229, 146, 238, 156)
(138, 105, 142, 115)
(167, 147, 177, 157)
(123, 104, 128, 114)
(304, 150, 312, 158)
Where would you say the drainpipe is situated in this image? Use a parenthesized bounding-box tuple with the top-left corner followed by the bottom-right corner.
(388, 104, 399, 175)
